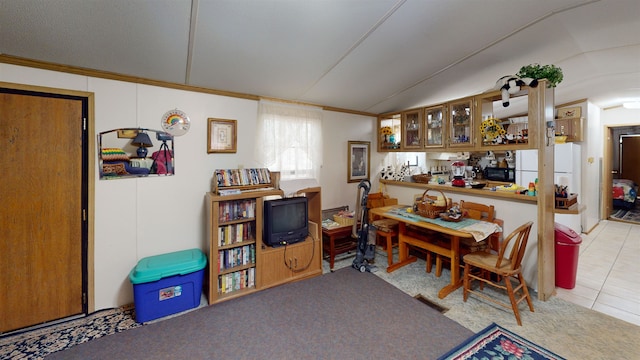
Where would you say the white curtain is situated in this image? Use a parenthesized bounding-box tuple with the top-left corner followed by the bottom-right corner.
(255, 100, 323, 181)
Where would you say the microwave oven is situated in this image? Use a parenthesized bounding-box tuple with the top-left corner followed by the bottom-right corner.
(484, 167, 515, 182)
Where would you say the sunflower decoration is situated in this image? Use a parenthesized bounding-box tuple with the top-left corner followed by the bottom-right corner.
(479, 117, 506, 144)
(380, 126, 393, 143)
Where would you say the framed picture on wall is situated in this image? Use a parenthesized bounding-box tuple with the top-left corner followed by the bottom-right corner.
(208, 118, 237, 153)
(347, 141, 370, 183)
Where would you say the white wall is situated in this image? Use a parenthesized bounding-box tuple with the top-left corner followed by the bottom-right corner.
(582, 102, 603, 232)
(321, 111, 379, 211)
(1, 63, 375, 309)
(601, 106, 640, 126)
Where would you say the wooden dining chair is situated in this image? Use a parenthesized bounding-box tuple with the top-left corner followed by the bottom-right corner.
(462, 221, 534, 326)
(429, 200, 497, 277)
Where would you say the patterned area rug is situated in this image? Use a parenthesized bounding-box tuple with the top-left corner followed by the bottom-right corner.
(438, 322, 565, 360)
(0, 307, 140, 359)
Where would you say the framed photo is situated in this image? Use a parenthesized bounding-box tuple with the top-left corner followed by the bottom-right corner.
(208, 118, 237, 153)
(347, 141, 370, 183)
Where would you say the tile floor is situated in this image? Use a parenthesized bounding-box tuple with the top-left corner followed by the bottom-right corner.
(555, 219, 640, 326)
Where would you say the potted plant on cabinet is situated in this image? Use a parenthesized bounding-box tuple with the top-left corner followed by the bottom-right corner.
(517, 63, 564, 88)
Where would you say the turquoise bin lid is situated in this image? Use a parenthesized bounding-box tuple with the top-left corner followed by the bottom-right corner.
(129, 248, 207, 284)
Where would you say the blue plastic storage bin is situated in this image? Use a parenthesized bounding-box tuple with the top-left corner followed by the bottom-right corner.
(129, 248, 207, 322)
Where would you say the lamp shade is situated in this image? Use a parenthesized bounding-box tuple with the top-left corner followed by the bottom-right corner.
(132, 132, 153, 147)
(132, 132, 153, 158)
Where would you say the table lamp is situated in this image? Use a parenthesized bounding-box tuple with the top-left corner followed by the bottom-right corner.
(132, 131, 153, 157)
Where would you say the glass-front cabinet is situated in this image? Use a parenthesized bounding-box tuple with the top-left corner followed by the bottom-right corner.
(376, 85, 544, 153)
(424, 104, 445, 149)
(476, 89, 533, 149)
(378, 113, 402, 151)
(448, 97, 474, 148)
(402, 109, 423, 150)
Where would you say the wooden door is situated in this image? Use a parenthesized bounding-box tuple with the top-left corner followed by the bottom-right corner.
(621, 135, 640, 185)
(0, 88, 87, 333)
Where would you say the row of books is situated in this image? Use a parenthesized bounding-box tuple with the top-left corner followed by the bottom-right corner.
(218, 268, 255, 294)
(218, 244, 256, 271)
(215, 168, 271, 187)
(218, 222, 254, 246)
(218, 199, 256, 222)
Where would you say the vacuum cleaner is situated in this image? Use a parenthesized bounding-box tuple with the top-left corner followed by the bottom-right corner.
(352, 179, 376, 272)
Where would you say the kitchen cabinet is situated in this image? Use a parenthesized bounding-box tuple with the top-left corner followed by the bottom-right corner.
(448, 97, 474, 148)
(424, 104, 446, 149)
(402, 109, 423, 149)
(378, 113, 401, 151)
(555, 117, 583, 142)
(377, 86, 551, 153)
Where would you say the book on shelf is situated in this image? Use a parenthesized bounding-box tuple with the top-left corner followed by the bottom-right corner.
(214, 168, 272, 188)
(218, 199, 256, 222)
(218, 268, 255, 294)
(217, 223, 254, 246)
(217, 244, 256, 271)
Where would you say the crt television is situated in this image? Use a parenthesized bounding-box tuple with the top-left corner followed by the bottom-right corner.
(263, 196, 308, 247)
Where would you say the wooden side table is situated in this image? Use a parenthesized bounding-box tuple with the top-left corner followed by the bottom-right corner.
(321, 226, 357, 271)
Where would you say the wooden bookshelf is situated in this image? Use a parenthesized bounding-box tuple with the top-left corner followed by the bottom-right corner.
(205, 186, 322, 305)
(206, 188, 282, 304)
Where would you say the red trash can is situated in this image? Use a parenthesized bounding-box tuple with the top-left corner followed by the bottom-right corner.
(554, 223, 582, 289)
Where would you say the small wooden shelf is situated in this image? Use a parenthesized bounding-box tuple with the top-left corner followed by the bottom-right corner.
(219, 263, 255, 275)
(555, 203, 585, 215)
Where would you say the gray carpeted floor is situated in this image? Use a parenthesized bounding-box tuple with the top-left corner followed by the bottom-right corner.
(45, 265, 473, 360)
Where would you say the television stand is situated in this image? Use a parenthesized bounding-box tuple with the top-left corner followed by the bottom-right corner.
(205, 187, 322, 305)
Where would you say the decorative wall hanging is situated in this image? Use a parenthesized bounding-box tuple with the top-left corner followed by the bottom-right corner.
(557, 107, 581, 119)
(208, 118, 237, 153)
(161, 109, 191, 136)
(347, 141, 370, 183)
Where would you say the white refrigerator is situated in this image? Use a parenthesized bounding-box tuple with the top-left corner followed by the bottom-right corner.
(515, 143, 582, 232)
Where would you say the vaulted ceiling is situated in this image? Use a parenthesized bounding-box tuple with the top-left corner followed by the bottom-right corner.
(1, 0, 639, 114)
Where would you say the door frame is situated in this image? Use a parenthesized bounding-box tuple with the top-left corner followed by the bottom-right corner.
(1, 81, 95, 313)
(603, 125, 640, 220)
(603, 125, 613, 219)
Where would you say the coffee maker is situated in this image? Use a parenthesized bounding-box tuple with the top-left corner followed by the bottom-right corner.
(451, 161, 466, 187)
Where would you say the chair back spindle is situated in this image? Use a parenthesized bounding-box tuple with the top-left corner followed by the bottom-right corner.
(495, 221, 532, 271)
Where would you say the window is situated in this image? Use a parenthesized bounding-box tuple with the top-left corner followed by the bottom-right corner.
(255, 100, 323, 180)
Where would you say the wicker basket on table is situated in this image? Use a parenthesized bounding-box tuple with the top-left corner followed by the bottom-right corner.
(414, 188, 450, 219)
(412, 173, 432, 184)
(333, 214, 355, 226)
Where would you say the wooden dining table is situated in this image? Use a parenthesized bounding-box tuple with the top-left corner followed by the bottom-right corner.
(369, 204, 500, 299)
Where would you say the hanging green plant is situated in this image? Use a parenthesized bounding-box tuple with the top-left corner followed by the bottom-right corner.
(516, 63, 563, 88)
